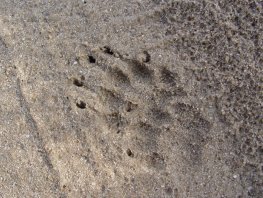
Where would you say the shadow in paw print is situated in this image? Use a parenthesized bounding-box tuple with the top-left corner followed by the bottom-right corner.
(138, 51, 151, 63)
(160, 68, 178, 86)
(143, 51, 151, 63)
(107, 67, 131, 87)
(73, 78, 84, 87)
(72, 75, 85, 87)
(104, 48, 153, 83)
(146, 152, 166, 170)
(125, 101, 138, 112)
(104, 112, 127, 134)
(173, 102, 212, 166)
(98, 88, 125, 112)
(148, 108, 172, 125)
(128, 60, 154, 82)
(88, 55, 96, 63)
(101, 46, 114, 55)
(154, 88, 187, 106)
(132, 122, 161, 153)
(126, 148, 134, 157)
(76, 100, 86, 109)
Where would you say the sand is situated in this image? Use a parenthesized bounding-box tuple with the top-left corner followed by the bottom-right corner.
(0, 0, 262, 197)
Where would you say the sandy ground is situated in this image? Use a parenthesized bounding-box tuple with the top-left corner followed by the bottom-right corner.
(0, 0, 262, 197)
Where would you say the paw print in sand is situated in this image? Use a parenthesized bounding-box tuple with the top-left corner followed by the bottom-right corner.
(68, 44, 212, 171)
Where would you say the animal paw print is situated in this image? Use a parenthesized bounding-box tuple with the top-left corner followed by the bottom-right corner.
(69, 44, 199, 171)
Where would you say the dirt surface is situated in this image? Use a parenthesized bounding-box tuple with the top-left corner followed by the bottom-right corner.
(0, 0, 262, 197)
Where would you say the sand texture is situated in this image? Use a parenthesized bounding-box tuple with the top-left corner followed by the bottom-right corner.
(0, 0, 262, 197)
